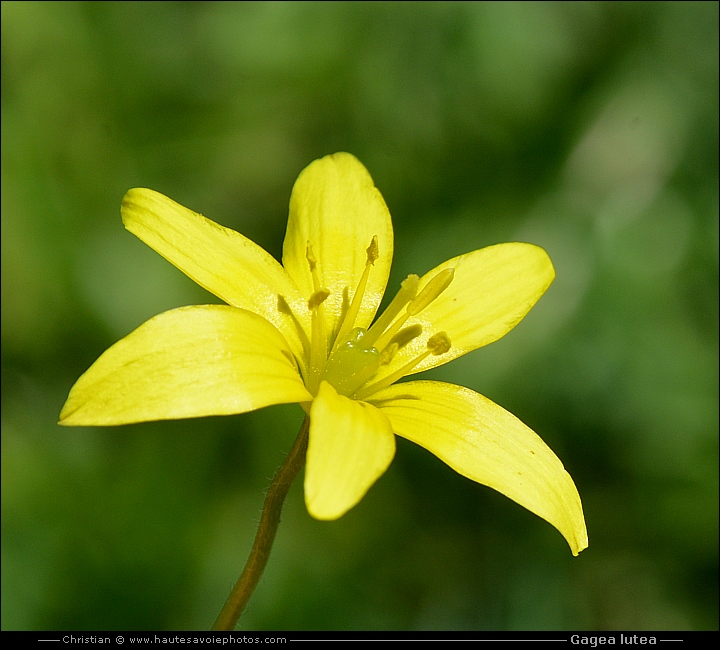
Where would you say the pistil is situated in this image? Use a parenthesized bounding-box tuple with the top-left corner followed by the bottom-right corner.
(322, 328, 381, 397)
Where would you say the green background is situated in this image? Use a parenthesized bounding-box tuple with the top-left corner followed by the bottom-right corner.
(2, 1, 717, 631)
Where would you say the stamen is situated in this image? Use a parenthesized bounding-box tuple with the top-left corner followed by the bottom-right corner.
(363, 274, 419, 349)
(307, 289, 330, 393)
(333, 236, 379, 351)
(354, 331, 452, 401)
(306, 245, 327, 389)
(306, 242, 323, 294)
(371, 269, 454, 352)
(334, 286, 351, 340)
(277, 294, 311, 359)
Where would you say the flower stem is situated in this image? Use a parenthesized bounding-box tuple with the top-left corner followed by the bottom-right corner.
(211, 415, 310, 631)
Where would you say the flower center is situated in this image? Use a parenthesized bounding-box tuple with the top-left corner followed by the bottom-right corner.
(280, 238, 454, 398)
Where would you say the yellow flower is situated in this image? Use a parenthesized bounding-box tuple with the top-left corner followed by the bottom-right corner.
(59, 152, 587, 555)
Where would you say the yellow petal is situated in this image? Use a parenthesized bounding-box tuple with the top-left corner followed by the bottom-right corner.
(371, 381, 587, 555)
(59, 305, 312, 426)
(122, 188, 309, 371)
(282, 153, 393, 337)
(305, 381, 395, 520)
(374, 242, 555, 383)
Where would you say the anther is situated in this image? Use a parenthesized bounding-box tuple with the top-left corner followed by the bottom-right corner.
(379, 342, 399, 366)
(308, 289, 330, 311)
(277, 295, 293, 315)
(366, 235, 379, 265)
(407, 268, 455, 316)
(306, 243, 317, 271)
(427, 331, 451, 355)
(388, 324, 423, 350)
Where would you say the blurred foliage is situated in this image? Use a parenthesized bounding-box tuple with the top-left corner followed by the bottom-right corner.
(2, 1, 717, 631)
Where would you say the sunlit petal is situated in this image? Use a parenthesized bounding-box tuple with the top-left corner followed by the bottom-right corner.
(305, 381, 395, 520)
(371, 381, 587, 555)
(372, 243, 555, 382)
(122, 188, 309, 370)
(59, 305, 312, 426)
(282, 153, 393, 337)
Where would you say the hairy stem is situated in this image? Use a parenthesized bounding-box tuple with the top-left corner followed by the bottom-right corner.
(211, 416, 310, 630)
